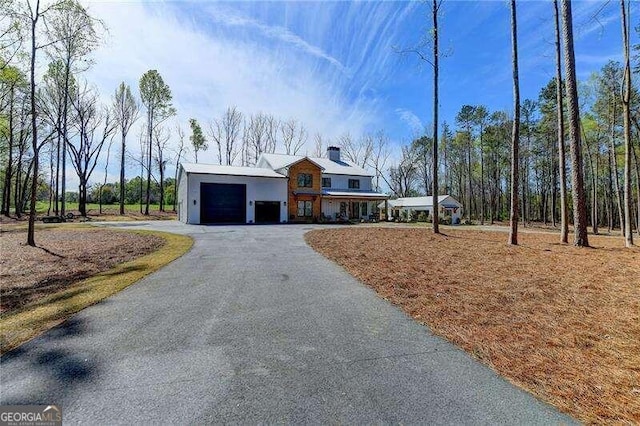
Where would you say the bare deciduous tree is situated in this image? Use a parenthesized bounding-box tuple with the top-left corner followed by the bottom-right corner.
(153, 125, 170, 211)
(139, 69, 175, 215)
(339, 132, 373, 168)
(67, 82, 116, 217)
(312, 132, 326, 157)
(243, 113, 267, 165)
(389, 145, 418, 198)
(47, 0, 101, 217)
(112, 82, 139, 215)
(367, 130, 391, 192)
(281, 118, 307, 155)
(209, 106, 243, 165)
(173, 124, 187, 212)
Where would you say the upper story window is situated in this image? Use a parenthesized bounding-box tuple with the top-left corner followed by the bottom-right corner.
(297, 173, 313, 188)
(322, 177, 331, 188)
(348, 179, 360, 189)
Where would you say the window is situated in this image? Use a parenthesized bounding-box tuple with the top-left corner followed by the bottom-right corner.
(361, 202, 368, 216)
(348, 179, 360, 189)
(297, 173, 313, 188)
(322, 177, 331, 188)
(339, 202, 347, 217)
(297, 200, 313, 217)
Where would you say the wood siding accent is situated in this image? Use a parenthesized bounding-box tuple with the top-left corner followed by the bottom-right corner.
(287, 159, 322, 221)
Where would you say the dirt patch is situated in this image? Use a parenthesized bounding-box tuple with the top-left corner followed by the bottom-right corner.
(305, 227, 640, 424)
(0, 227, 164, 313)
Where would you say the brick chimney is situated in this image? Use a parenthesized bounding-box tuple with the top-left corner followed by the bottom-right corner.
(327, 146, 341, 162)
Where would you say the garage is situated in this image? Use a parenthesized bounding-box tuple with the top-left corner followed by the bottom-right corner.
(255, 201, 281, 223)
(200, 183, 246, 224)
(178, 163, 288, 224)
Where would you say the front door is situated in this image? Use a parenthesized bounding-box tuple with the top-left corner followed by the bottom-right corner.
(350, 201, 360, 219)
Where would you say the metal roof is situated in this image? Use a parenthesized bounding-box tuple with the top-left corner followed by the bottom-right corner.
(323, 190, 388, 199)
(383, 195, 462, 208)
(258, 153, 373, 177)
(181, 163, 286, 179)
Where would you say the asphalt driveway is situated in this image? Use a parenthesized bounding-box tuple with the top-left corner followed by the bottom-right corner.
(1, 222, 575, 424)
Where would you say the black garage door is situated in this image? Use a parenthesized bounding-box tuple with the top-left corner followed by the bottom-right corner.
(200, 183, 246, 224)
(255, 201, 280, 223)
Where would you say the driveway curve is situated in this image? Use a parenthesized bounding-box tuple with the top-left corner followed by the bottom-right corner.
(1, 221, 575, 424)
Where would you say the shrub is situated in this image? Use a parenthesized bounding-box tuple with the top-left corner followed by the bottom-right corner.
(439, 217, 452, 225)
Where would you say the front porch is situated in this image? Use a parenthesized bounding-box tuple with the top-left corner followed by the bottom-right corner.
(321, 198, 381, 222)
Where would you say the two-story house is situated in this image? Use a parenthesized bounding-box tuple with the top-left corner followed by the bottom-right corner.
(256, 147, 388, 222)
(177, 147, 388, 224)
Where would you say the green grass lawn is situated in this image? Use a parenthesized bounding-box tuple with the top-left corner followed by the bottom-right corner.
(35, 201, 169, 215)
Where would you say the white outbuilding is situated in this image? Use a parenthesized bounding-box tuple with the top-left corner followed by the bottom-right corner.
(380, 195, 463, 224)
(177, 163, 288, 224)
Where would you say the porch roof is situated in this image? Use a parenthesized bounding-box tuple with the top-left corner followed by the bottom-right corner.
(322, 190, 388, 199)
(292, 190, 322, 196)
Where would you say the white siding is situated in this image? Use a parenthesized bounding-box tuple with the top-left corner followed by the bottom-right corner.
(177, 167, 188, 223)
(322, 174, 372, 191)
(185, 173, 287, 224)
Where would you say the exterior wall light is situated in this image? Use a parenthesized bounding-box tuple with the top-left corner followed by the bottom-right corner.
(249, 200, 253, 206)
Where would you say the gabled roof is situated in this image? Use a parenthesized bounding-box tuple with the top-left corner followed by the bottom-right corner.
(181, 163, 286, 179)
(258, 153, 372, 177)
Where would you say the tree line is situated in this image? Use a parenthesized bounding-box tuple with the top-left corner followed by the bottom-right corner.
(393, 0, 638, 248)
(1, 0, 638, 248)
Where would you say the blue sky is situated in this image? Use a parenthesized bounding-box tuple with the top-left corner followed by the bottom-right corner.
(81, 0, 635, 180)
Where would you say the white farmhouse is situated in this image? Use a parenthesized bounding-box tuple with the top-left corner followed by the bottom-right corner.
(177, 147, 388, 224)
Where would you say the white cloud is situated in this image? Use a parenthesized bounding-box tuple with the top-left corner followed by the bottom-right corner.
(205, 6, 349, 75)
(78, 1, 386, 182)
(395, 108, 423, 134)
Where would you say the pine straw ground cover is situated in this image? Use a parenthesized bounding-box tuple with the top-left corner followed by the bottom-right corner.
(0, 227, 164, 313)
(0, 226, 192, 354)
(305, 227, 640, 424)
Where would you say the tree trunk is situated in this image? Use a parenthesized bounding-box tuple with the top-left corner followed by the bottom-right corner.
(79, 179, 87, 217)
(609, 102, 624, 233)
(561, 0, 589, 247)
(54, 120, 60, 215)
(27, 4, 39, 247)
(633, 142, 640, 236)
(432, 0, 440, 234)
(119, 130, 126, 215)
(159, 159, 164, 212)
(582, 125, 599, 234)
(14, 154, 21, 218)
(620, 0, 633, 246)
(508, 0, 520, 245)
(554, 0, 569, 242)
(467, 140, 472, 221)
(480, 126, 485, 225)
(145, 111, 152, 215)
(60, 55, 71, 217)
(2, 83, 15, 216)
